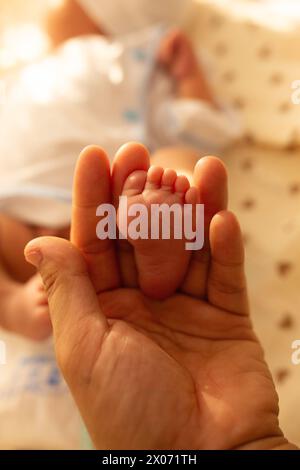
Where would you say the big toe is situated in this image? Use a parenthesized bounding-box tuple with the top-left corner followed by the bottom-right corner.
(122, 170, 147, 196)
(112, 143, 150, 205)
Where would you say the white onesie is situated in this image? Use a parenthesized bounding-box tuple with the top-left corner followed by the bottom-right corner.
(0, 25, 240, 229)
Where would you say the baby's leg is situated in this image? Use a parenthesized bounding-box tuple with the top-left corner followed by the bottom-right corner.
(0, 214, 52, 340)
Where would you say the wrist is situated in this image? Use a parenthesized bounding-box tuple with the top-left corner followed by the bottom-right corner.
(176, 70, 203, 99)
(176, 69, 217, 107)
(237, 435, 298, 450)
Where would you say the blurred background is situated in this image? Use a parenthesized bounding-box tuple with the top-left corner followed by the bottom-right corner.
(1, 0, 300, 449)
(0, 0, 54, 75)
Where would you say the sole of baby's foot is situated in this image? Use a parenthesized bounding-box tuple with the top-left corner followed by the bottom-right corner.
(117, 166, 198, 300)
(7, 277, 52, 342)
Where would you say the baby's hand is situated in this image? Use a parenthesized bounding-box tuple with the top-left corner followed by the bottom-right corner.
(158, 29, 216, 104)
(158, 29, 199, 81)
(10, 274, 52, 341)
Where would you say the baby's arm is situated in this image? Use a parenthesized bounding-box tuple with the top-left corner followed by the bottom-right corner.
(158, 29, 216, 104)
(153, 30, 242, 155)
(0, 263, 20, 331)
(0, 214, 52, 341)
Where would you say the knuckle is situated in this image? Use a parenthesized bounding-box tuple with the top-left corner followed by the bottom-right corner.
(41, 269, 60, 298)
(209, 275, 246, 296)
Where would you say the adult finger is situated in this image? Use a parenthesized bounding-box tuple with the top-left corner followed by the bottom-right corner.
(181, 156, 228, 298)
(25, 237, 109, 385)
(72, 145, 120, 293)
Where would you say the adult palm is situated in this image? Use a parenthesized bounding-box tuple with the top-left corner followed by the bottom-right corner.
(25, 144, 288, 450)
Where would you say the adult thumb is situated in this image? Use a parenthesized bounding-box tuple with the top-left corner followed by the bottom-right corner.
(24, 236, 108, 385)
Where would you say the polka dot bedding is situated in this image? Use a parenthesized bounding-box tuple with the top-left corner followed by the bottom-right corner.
(224, 141, 300, 447)
(190, 0, 300, 148)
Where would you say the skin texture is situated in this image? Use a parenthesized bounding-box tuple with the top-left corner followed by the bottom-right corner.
(117, 165, 196, 299)
(25, 143, 295, 450)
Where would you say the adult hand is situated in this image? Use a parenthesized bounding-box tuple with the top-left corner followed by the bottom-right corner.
(25, 143, 294, 450)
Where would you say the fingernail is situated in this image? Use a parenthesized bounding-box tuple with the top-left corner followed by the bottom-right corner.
(25, 249, 43, 267)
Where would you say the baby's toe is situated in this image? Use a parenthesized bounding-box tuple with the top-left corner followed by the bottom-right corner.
(185, 187, 199, 205)
(161, 168, 177, 191)
(123, 170, 147, 196)
(145, 166, 164, 190)
(175, 175, 190, 195)
(112, 143, 150, 202)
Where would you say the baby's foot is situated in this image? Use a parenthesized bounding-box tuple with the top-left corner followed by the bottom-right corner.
(117, 166, 198, 299)
(7, 274, 52, 341)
